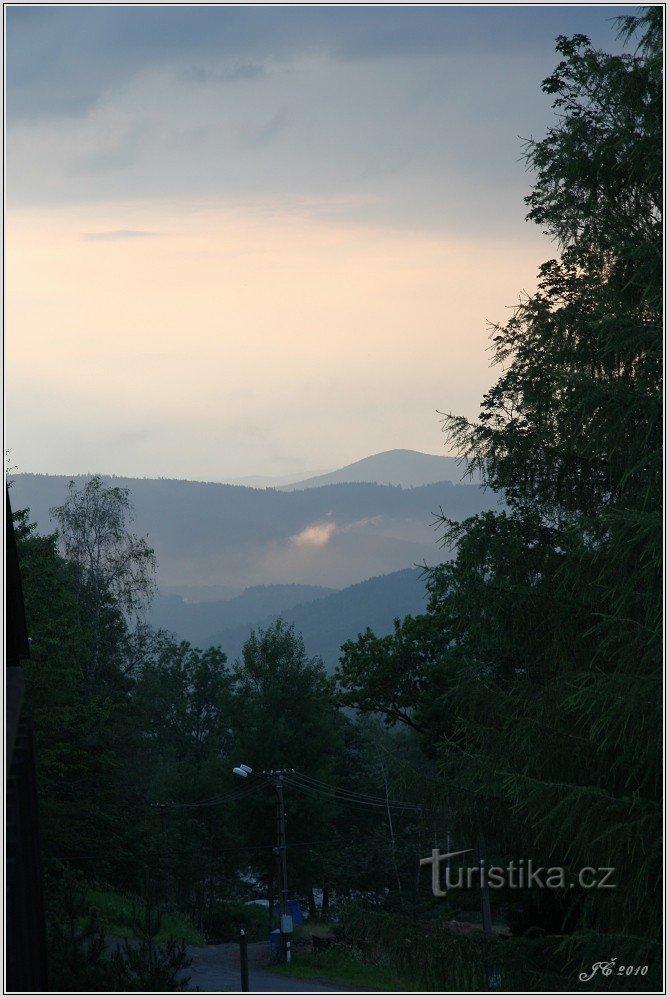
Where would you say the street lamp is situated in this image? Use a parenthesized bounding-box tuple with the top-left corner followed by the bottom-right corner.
(233, 764, 293, 963)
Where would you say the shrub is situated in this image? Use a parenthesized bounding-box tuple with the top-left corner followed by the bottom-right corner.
(206, 900, 269, 943)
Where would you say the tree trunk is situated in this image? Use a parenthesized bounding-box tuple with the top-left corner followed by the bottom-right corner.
(320, 885, 330, 922)
(307, 889, 317, 920)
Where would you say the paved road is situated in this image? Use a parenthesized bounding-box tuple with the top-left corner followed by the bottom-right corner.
(182, 941, 357, 993)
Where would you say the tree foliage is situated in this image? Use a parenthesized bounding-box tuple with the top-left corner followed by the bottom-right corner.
(336, 613, 450, 732)
(337, 9, 662, 978)
(230, 620, 341, 897)
(50, 475, 156, 618)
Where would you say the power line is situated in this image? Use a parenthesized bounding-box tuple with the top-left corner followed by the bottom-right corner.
(154, 783, 261, 810)
(290, 770, 410, 805)
(289, 770, 423, 809)
(152, 765, 426, 814)
(285, 773, 422, 812)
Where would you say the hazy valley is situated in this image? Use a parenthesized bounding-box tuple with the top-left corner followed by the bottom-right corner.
(12, 449, 499, 668)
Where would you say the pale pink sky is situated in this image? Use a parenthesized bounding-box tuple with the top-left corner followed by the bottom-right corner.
(5, 5, 628, 481)
(6, 199, 547, 479)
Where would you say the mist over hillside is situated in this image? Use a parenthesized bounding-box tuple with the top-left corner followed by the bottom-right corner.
(223, 469, 332, 488)
(11, 471, 499, 595)
(149, 583, 335, 645)
(200, 568, 429, 672)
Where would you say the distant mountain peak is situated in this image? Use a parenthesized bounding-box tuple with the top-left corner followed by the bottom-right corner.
(281, 449, 472, 491)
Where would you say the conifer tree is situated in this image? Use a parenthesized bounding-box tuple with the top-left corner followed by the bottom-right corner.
(338, 11, 662, 983)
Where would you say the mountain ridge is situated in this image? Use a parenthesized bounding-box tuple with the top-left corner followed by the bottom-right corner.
(149, 583, 336, 645)
(280, 449, 472, 491)
(199, 567, 430, 672)
(10, 467, 499, 595)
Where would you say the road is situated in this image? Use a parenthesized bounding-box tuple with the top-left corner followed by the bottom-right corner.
(182, 940, 359, 993)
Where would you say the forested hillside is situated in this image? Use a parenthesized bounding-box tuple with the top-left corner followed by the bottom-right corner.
(200, 568, 428, 670)
(11, 473, 496, 593)
(149, 584, 335, 645)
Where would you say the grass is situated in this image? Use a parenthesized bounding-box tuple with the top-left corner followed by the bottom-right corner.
(87, 888, 205, 946)
(268, 945, 420, 991)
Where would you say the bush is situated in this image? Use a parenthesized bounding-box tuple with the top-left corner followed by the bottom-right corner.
(206, 900, 269, 943)
(45, 868, 115, 991)
(338, 905, 662, 992)
(88, 887, 204, 945)
(108, 896, 192, 991)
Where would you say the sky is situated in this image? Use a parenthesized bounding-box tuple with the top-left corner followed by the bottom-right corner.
(5, 4, 636, 482)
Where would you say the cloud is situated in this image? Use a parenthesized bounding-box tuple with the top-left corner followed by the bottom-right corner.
(238, 108, 291, 150)
(5, 5, 635, 239)
(6, 49, 553, 236)
(83, 229, 158, 242)
(290, 521, 338, 549)
(178, 61, 266, 86)
(290, 516, 381, 549)
(73, 122, 148, 177)
(6, 7, 634, 122)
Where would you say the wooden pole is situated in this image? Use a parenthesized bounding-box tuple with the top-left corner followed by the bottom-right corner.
(239, 929, 249, 992)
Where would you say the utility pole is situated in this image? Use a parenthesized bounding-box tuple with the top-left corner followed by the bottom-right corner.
(477, 828, 493, 935)
(233, 764, 293, 964)
(477, 827, 499, 990)
(269, 771, 292, 964)
(239, 929, 249, 991)
(152, 803, 169, 900)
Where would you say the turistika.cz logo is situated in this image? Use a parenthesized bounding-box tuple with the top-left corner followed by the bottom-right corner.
(420, 849, 616, 894)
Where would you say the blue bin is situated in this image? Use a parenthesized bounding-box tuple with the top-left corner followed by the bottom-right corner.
(269, 928, 281, 956)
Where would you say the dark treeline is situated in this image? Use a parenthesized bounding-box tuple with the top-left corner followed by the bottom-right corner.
(14, 480, 435, 990)
(12, 9, 661, 992)
(338, 8, 662, 988)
